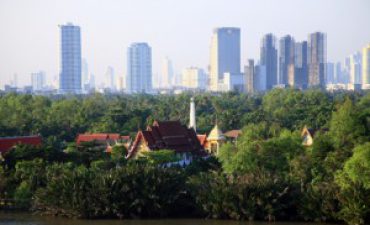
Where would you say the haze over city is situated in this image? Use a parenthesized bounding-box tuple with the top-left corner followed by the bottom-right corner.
(0, 0, 369, 89)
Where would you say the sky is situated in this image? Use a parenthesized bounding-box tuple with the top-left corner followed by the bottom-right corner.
(0, 0, 370, 88)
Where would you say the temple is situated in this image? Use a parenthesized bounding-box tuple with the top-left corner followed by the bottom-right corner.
(127, 120, 206, 165)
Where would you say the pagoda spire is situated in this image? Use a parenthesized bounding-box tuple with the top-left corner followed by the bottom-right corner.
(189, 97, 196, 132)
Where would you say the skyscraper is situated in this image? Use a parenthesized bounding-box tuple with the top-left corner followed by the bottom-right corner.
(362, 44, 370, 87)
(181, 67, 207, 90)
(290, 41, 308, 88)
(279, 35, 295, 86)
(209, 27, 241, 92)
(260, 34, 278, 90)
(59, 23, 81, 94)
(335, 62, 344, 84)
(307, 32, 326, 88)
(161, 57, 174, 88)
(105, 66, 116, 91)
(81, 58, 89, 89)
(326, 62, 335, 84)
(349, 52, 362, 85)
(244, 59, 256, 94)
(31, 71, 46, 91)
(126, 43, 152, 94)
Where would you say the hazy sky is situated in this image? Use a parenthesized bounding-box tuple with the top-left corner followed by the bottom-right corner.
(0, 0, 369, 88)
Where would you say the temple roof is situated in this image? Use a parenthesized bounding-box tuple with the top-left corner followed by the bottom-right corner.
(127, 120, 206, 158)
(207, 124, 225, 141)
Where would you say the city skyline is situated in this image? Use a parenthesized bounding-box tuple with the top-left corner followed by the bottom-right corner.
(0, 0, 369, 88)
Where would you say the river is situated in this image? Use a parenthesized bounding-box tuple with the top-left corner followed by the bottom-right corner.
(0, 212, 340, 225)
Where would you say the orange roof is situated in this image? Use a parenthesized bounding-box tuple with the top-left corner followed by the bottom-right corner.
(197, 134, 207, 146)
(76, 133, 129, 145)
(224, 130, 242, 139)
(0, 136, 42, 153)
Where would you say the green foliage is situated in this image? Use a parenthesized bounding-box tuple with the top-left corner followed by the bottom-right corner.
(333, 143, 370, 225)
(329, 98, 366, 149)
(336, 143, 370, 189)
(1, 90, 370, 224)
(110, 145, 127, 164)
(218, 126, 303, 177)
(34, 163, 189, 218)
(14, 181, 33, 209)
(188, 171, 297, 221)
(140, 149, 180, 165)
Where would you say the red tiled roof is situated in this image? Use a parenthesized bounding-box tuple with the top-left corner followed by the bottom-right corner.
(76, 133, 129, 145)
(127, 120, 206, 158)
(197, 134, 207, 146)
(224, 130, 242, 139)
(0, 136, 42, 153)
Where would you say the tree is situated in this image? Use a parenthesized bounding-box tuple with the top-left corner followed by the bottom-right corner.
(335, 143, 370, 225)
(140, 149, 179, 165)
(329, 98, 366, 150)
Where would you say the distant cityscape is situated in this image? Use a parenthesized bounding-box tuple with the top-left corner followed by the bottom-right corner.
(2, 23, 370, 94)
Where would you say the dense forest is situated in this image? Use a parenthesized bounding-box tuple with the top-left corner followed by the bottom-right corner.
(0, 89, 369, 225)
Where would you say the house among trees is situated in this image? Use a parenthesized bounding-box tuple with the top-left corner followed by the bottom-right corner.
(203, 124, 226, 155)
(301, 126, 318, 146)
(76, 133, 130, 153)
(301, 126, 328, 147)
(127, 121, 207, 165)
(224, 129, 242, 141)
(0, 135, 42, 157)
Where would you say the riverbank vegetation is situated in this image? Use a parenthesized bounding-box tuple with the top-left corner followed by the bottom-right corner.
(0, 89, 369, 224)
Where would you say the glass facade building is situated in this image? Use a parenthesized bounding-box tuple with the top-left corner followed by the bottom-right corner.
(260, 33, 278, 90)
(209, 27, 241, 92)
(126, 43, 152, 93)
(59, 23, 81, 94)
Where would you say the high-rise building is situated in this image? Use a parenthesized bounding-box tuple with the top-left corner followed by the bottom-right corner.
(161, 57, 174, 88)
(287, 41, 309, 88)
(255, 63, 267, 92)
(209, 27, 241, 92)
(11, 73, 18, 88)
(260, 34, 278, 90)
(307, 32, 326, 88)
(326, 62, 335, 84)
(349, 52, 362, 85)
(182, 67, 207, 90)
(59, 23, 81, 94)
(31, 71, 46, 91)
(81, 58, 89, 89)
(244, 59, 255, 94)
(126, 43, 152, 93)
(105, 66, 116, 91)
(362, 44, 370, 87)
(279, 35, 295, 85)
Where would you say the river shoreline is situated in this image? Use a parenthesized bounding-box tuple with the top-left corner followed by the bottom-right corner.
(0, 211, 343, 225)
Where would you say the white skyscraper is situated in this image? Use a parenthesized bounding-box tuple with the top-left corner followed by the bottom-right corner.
(126, 43, 152, 93)
(31, 71, 46, 91)
(362, 44, 370, 88)
(161, 57, 174, 88)
(209, 27, 241, 92)
(182, 67, 207, 90)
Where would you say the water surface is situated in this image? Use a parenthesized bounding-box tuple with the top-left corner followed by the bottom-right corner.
(0, 212, 340, 225)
